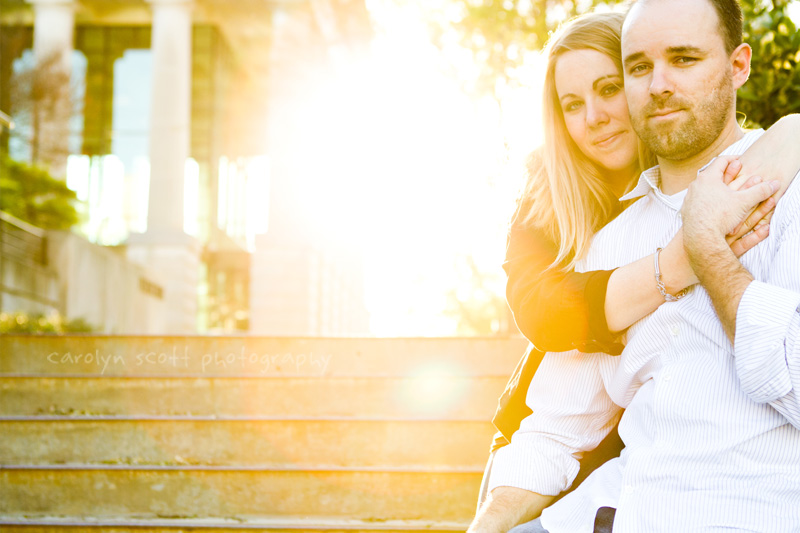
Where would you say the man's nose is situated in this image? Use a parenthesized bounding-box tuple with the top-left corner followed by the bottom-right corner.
(649, 64, 674, 97)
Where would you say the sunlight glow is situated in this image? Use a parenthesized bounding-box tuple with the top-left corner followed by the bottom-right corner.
(184, 158, 200, 238)
(399, 362, 468, 417)
(66, 155, 90, 202)
(68, 154, 128, 245)
(790, 2, 800, 25)
(66, 153, 150, 240)
(288, 0, 547, 336)
(245, 156, 271, 250)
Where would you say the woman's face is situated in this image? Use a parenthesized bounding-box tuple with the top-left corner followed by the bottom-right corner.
(554, 48, 638, 175)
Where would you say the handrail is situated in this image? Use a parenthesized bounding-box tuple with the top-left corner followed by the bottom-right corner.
(0, 109, 13, 130)
(0, 210, 46, 238)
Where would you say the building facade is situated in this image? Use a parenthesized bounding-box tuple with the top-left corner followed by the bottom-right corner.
(0, 0, 370, 335)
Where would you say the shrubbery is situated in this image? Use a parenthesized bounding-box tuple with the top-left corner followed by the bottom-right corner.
(0, 312, 95, 334)
(444, 0, 800, 127)
(0, 154, 80, 230)
(739, 0, 800, 127)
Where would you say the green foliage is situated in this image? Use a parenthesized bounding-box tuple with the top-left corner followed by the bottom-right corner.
(436, 0, 624, 94)
(449, 0, 547, 94)
(443, 254, 514, 335)
(739, 0, 800, 127)
(441, 0, 800, 125)
(0, 154, 80, 230)
(0, 311, 96, 334)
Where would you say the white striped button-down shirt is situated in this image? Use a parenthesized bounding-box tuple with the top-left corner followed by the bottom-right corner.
(489, 130, 800, 532)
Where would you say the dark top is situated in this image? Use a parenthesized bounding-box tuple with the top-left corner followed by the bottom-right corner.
(503, 218, 624, 355)
(492, 210, 625, 445)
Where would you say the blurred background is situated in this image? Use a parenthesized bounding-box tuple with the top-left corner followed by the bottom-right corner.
(1, 0, 798, 337)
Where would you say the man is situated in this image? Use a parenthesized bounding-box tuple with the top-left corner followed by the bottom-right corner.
(469, 0, 800, 531)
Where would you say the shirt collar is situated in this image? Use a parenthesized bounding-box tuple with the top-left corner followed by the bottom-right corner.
(620, 166, 660, 201)
(618, 129, 767, 203)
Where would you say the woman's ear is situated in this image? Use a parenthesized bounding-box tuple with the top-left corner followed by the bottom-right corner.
(730, 43, 752, 91)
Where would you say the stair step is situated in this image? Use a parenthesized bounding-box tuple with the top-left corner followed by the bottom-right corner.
(0, 516, 469, 531)
(0, 376, 507, 419)
(0, 336, 527, 377)
(0, 468, 480, 522)
(1, 464, 482, 472)
(0, 419, 495, 468)
(0, 336, 524, 526)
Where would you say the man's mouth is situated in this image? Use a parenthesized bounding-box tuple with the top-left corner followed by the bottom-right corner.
(594, 131, 625, 147)
(649, 109, 683, 120)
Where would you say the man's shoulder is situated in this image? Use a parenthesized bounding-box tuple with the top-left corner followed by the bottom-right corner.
(595, 195, 653, 239)
(577, 195, 655, 272)
(721, 129, 766, 157)
(774, 169, 800, 232)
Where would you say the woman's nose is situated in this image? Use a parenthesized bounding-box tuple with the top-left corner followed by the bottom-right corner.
(586, 101, 609, 127)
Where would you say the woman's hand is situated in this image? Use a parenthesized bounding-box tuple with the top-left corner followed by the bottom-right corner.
(718, 158, 774, 256)
(728, 114, 800, 200)
(724, 114, 800, 241)
(603, 117, 800, 336)
(683, 156, 778, 267)
(654, 157, 774, 297)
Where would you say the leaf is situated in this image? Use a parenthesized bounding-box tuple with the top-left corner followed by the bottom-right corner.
(0, 155, 80, 230)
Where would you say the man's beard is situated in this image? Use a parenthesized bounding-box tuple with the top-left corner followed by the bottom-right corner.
(631, 70, 733, 161)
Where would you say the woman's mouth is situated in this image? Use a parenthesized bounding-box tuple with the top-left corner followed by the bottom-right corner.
(594, 131, 625, 147)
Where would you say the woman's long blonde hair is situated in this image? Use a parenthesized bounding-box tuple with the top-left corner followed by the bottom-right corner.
(515, 11, 653, 271)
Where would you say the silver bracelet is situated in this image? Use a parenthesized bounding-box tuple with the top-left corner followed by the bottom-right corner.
(654, 247, 687, 302)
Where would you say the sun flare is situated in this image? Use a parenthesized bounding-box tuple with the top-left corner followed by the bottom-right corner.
(290, 0, 547, 336)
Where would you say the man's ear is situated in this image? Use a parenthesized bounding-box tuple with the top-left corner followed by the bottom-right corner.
(730, 43, 751, 90)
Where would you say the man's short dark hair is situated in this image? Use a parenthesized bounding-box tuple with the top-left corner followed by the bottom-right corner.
(708, 0, 743, 54)
(628, 0, 743, 54)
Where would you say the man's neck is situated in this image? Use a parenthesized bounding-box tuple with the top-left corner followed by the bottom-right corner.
(657, 121, 745, 195)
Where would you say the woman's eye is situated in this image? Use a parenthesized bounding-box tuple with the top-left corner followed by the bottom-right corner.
(601, 84, 621, 96)
(564, 101, 583, 112)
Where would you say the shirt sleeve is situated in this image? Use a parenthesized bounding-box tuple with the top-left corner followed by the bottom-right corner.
(734, 185, 800, 429)
(488, 350, 622, 495)
(503, 220, 624, 355)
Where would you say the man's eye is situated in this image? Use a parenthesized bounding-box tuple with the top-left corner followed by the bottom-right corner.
(676, 57, 698, 65)
(629, 64, 650, 75)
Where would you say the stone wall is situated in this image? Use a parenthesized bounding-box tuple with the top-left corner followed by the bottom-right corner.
(46, 231, 167, 333)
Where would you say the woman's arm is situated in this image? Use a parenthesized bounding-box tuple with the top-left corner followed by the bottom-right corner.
(504, 222, 624, 354)
(603, 229, 709, 332)
(604, 114, 800, 333)
(733, 114, 800, 200)
(507, 115, 800, 350)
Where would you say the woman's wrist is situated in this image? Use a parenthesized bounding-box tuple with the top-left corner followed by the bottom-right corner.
(659, 231, 698, 293)
(735, 113, 800, 195)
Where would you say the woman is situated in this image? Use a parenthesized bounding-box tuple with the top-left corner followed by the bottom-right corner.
(478, 10, 800, 510)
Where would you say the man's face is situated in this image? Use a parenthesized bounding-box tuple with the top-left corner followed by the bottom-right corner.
(621, 0, 737, 160)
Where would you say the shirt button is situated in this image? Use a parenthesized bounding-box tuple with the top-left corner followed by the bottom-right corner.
(624, 485, 635, 495)
(663, 373, 673, 382)
(655, 440, 667, 449)
(670, 324, 680, 337)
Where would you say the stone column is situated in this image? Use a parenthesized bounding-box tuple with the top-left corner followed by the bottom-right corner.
(249, 4, 371, 336)
(146, 0, 193, 236)
(126, 0, 199, 334)
(30, 0, 74, 71)
(28, 0, 75, 177)
(249, 5, 322, 335)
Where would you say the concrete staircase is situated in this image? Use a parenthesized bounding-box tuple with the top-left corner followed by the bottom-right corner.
(0, 335, 527, 531)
